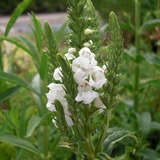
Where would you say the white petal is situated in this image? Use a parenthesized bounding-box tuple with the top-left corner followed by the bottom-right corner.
(74, 68, 87, 83)
(65, 115, 73, 126)
(76, 90, 99, 104)
(89, 66, 107, 89)
(52, 119, 58, 128)
(53, 67, 62, 81)
(68, 48, 76, 54)
(65, 52, 75, 60)
(94, 97, 105, 109)
(47, 102, 56, 112)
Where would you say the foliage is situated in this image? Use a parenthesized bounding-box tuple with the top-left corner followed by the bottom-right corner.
(0, 0, 160, 160)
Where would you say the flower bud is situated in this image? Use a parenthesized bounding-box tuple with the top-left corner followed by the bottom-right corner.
(84, 28, 94, 35)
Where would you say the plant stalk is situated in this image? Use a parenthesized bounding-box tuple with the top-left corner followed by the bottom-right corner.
(43, 125, 49, 160)
(0, 42, 3, 71)
(134, 0, 140, 112)
(95, 109, 112, 154)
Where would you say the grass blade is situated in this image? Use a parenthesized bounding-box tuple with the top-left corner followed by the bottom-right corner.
(0, 86, 21, 103)
(5, 0, 32, 36)
(0, 71, 40, 96)
(0, 135, 40, 155)
(26, 115, 41, 137)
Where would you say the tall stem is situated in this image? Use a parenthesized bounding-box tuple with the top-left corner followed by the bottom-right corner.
(42, 79, 49, 160)
(134, 0, 140, 112)
(95, 109, 112, 154)
(0, 42, 3, 71)
(43, 125, 49, 159)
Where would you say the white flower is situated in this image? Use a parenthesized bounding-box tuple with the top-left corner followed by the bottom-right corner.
(79, 47, 94, 59)
(89, 66, 107, 89)
(46, 83, 73, 126)
(65, 48, 76, 60)
(68, 48, 76, 54)
(46, 102, 56, 112)
(83, 40, 93, 47)
(52, 119, 58, 128)
(75, 81, 99, 104)
(72, 56, 92, 72)
(65, 115, 73, 126)
(72, 48, 97, 73)
(73, 68, 88, 83)
(94, 97, 105, 109)
(47, 83, 67, 105)
(102, 64, 107, 72)
(84, 28, 94, 35)
(65, 53, 75, 60)
(53, 67, 62, 81)
(83, 42, 90, 48)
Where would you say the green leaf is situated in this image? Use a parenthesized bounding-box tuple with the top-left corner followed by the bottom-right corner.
(0, 36, 38, 61)
(55, 22, 68, 42)
(150, 122, 160, 130)
(137, 148, 160, 160)
(0, 135, 40, 155)
(119, 22, 135, 33)
(39, 53, 48, 80)
(0, 71, 40, 96)
(140, 78, 160, 88)
(143, 53, 160, 65)
(17, 35, 39, 60)
(103, 130, 136, 154)
(4, 0, 32, 36)
(31, 74, 41, 106)
(26, 116, 41, 137)
(141, 19, 160, 31)
(31, 13, 43, 54)
(0, 86, 21, 103)
(137, 112, 151, 136)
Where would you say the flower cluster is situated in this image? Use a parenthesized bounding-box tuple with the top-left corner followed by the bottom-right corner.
(72, 47, 106, 107)
(46, 47, 106, 127)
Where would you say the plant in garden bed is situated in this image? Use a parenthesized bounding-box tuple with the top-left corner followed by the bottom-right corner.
(45, 0, 137, 159)
(1, 0, 160, 159)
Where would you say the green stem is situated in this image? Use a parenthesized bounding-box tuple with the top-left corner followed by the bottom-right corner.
(0, 42, 3, 71)
(134, 0, 140, 112)
(43, 125, 49, 160)
(157, 0, 160, 11)
(85, 106, 95, 160)
(95, 109, 112, 154)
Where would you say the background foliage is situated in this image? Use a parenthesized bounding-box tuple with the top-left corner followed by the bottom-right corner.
(0, 0, 156, 16)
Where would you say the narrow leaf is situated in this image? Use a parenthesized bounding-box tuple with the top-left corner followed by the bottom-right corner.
(0, 36, 37, 60)
(0, 86, 21, 103)
(31, 13, 43, 53)
(0, 135, 40, 155)
(5, 0, 32, 36)
(0, 71, 40, 96)
(18, 35, 39, 59)
(26, 116, 41, 137)
(141, 19, 160, 31)
(39, 54, 48, 80)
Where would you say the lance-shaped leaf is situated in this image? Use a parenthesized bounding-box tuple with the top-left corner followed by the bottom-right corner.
(0, 36, 38, 62)
(17, 35, 39, 60)
(0, 71, 40, 96)
(0, 135, 40, 155)
(26, 115, 41, 137)
(141, 19, 160, 31)
(103, 130, 137, 154)
(39, 53, 48, 80)
(0, 86, 21, 103)
(44, 22, 58, 82)
(31, 13, 43, 54)
(5, 0, 32, 36)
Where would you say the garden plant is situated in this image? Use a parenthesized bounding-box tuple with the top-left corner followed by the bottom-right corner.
(0, 0, 160, 160)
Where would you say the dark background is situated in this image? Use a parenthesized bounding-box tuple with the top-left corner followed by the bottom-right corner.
(0, 0, 156, 18)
